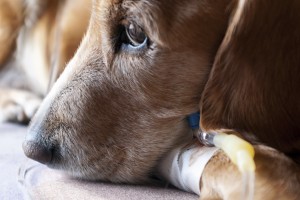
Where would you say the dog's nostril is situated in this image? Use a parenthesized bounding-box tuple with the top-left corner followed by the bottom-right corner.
(23, 141, 53, 164)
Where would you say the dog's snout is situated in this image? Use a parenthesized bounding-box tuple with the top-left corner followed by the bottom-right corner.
(23, 140, 53, 164)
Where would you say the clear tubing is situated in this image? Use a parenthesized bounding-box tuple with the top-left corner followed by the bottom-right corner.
(197, 131, 256, 200)
(197, 131, 255, 172)
(242, 171, 255, 200)
(196, 130, 216, 147)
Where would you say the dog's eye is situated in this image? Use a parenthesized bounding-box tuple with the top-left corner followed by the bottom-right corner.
(119, 22, 148, 51)
(126, 23, 147, 47)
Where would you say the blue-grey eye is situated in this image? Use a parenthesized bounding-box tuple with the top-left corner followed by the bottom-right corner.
(125, 23, 147, 48)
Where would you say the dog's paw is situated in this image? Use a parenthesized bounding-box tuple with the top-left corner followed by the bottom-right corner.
(0, 89, 42, 123)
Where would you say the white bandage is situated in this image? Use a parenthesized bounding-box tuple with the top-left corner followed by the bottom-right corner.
(158, 144, 218, 195)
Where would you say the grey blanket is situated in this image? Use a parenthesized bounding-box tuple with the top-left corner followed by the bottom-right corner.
(0, 123, 196, 200)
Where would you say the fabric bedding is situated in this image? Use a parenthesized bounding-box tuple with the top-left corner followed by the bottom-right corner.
(0, 123, 196, 200)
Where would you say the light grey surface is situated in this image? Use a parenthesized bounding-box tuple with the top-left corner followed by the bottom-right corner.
(0, 123, 197, 200)
(0, 123, 27, 200)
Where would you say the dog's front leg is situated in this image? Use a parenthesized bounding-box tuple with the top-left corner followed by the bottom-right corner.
(201, 146, 300, 200)
(0, 88, 42, 123)
(0, 0, 23, 66)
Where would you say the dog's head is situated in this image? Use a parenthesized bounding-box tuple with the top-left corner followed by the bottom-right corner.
(23, 0, 233, 183)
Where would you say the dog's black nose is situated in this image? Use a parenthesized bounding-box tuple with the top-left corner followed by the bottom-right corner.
(23, 140, 52, 164)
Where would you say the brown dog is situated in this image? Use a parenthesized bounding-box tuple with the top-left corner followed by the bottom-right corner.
(12, 0, 300, 199)
(0, 0, 91, 123)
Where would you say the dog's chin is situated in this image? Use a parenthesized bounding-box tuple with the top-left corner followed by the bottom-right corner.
(46, 156, 149, 183)
(47, 161, 103, 181)
(63, 168, 149, 183)
(65, 168, 104, 181)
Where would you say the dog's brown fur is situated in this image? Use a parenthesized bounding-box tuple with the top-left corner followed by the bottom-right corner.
(0, 0, 299, 199)
(28, 0, 235, 182)
(201, 146, 300, 200)
(200, 0, 300, 163)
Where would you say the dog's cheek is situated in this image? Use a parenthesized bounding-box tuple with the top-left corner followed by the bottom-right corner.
(51, 103, 188, 182)
(41, 53, 191, 182)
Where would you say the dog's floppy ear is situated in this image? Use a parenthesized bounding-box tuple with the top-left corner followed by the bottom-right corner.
(199, 0, 246, 131)
(199, 0, 300, 159)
